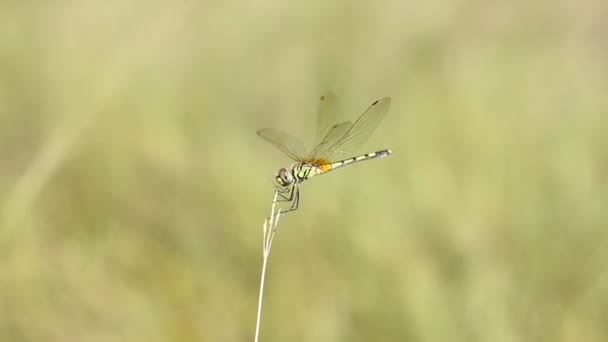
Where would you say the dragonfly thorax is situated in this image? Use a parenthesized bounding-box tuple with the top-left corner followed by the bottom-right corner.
(276, 163, 323, 187)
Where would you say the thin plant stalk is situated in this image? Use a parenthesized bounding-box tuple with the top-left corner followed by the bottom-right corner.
(254, 191, 282, 342)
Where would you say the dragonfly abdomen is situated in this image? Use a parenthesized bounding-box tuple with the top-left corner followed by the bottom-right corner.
(327, 149, 392, 171)
(292, 149, 392, 183)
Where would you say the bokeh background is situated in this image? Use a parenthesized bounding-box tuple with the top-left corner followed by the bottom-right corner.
(1, 0, 607, 341)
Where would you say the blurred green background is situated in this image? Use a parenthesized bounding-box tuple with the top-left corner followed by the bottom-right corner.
(1, 0, 607, 341)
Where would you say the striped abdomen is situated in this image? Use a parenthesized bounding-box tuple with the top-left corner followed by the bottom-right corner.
(292, 149, 392, 182)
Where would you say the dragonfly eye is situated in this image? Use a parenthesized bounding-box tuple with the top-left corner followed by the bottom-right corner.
(276, 168, 293, 186)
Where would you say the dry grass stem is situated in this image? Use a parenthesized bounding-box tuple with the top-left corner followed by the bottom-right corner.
(254, 191, 282, 342)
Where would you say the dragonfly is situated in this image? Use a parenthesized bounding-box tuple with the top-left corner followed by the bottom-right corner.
(257, 92, 392, 213)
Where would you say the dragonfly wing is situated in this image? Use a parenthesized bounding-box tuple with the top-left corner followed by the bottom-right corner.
(306, 121, 352, 162)
(257, 128, 307, 161)
(315, 92, 343, 145)
(315, 97, 391, 161)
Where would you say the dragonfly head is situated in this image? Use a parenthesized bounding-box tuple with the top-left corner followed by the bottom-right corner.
(276, 167, 294, 187)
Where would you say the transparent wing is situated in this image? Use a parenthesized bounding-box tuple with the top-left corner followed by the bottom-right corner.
(313, 97, 391, 162)
(257, 128, 307, 161)
(315, 92, 343, 145)
(306, 121, 351, 161)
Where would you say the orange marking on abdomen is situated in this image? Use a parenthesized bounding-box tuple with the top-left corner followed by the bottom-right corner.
(318, 163, 332, 172)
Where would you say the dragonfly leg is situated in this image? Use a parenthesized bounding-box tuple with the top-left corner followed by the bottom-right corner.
(275, 185, 295, 202)
(278, 186, 300, 214)
(269, 185, 301, 216)
(289, 188, 300, 212)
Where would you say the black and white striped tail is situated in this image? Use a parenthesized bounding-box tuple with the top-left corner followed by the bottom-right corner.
(329, 149, 392, 171)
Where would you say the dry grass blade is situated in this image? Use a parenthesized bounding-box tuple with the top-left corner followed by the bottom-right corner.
(254, 191, 282, 342)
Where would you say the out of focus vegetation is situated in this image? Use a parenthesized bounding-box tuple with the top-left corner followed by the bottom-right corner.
(1, 1, 607, 341)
